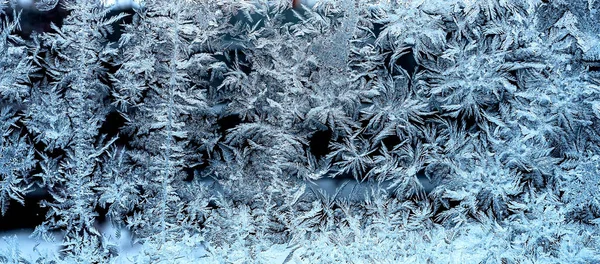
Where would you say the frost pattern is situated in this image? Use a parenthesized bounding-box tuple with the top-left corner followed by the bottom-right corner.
(0, 0, 599, 263)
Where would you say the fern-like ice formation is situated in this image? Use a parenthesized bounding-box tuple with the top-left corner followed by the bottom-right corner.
(0, 0, 599, 263)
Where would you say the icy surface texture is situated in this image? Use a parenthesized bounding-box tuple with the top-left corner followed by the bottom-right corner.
(0, 0, 599, 263)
